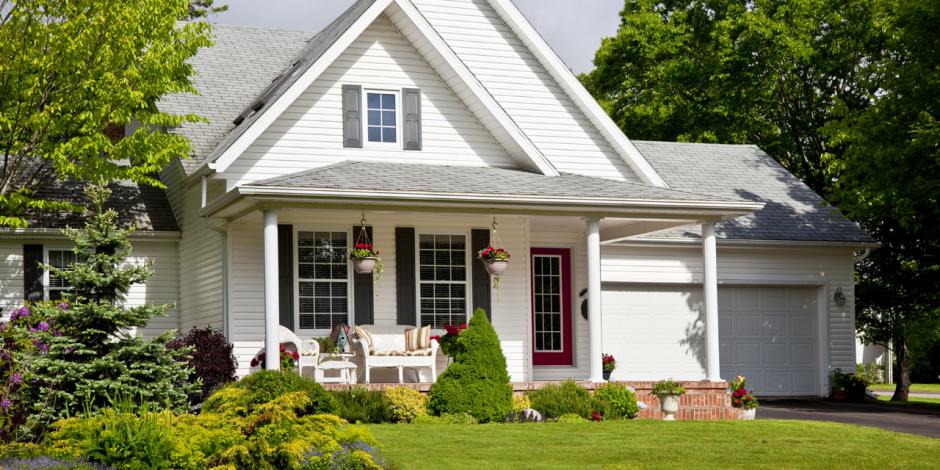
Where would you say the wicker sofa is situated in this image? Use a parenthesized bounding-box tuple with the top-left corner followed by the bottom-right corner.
(353, 324, 439, 383)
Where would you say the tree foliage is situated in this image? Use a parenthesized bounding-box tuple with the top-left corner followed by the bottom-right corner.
(582, 0, 891, 193)
(3, 186, 197, 440)
(0, 0, 211, 228)
(584, 0, 939, 399)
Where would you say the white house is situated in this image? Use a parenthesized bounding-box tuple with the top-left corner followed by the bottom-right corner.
(0, 0, 875, 397)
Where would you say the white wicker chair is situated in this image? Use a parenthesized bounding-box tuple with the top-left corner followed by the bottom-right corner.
(278, 325, 320, 378)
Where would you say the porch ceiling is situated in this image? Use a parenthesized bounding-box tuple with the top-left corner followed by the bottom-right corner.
(203, 161, 763, 221)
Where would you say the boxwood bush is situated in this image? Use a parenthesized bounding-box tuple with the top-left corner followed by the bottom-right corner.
(527, 381, 595, 420)
(427, 308, 513, 422)
(593, 382, 640, 419)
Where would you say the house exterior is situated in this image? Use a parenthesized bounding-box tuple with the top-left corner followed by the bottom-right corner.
(0, 0, 875, 397)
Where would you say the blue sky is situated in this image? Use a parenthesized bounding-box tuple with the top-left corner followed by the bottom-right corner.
(211, 0, 623, 74)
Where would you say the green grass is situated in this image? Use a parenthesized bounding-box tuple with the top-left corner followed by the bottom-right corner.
(368, 421, 940, 469)
(869, 383, 940, 393)
(875, 394, 940, 412)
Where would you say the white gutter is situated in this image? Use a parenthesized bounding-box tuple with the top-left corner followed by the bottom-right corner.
(0, 228, 181, 240)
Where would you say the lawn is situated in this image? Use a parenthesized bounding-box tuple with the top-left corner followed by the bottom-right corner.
(368, 421, 940, 469)
(876, 394, 940, 412)
(870, 383, 940, 393)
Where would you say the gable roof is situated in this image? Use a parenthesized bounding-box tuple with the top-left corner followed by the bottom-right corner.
(246, 160, 748, 207)
(632, 141, 874, 243)
(159, 24, 313, 175)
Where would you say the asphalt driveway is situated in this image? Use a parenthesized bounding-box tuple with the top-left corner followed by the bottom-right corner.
(759, 399, 940, 438)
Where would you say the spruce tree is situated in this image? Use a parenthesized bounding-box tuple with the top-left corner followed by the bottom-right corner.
(427, 308, 513, 422)
(26, 185, 196, 429)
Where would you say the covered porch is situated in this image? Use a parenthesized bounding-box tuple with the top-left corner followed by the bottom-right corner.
(202, 162, 762, 383)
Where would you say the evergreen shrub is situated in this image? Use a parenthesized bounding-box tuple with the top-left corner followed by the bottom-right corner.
(593, 383, 640, 419)
(527, 381, 595, 419)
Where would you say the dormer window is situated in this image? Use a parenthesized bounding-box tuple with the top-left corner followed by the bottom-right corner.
(365, 91, 399, 145)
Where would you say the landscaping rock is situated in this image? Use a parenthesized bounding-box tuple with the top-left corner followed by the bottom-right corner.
(508, 408, 544, 423)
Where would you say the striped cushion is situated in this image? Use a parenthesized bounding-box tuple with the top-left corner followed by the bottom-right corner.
(404, 328, 418, 352)
(417, 325, 431, 350)
(354, 325, 373, 352)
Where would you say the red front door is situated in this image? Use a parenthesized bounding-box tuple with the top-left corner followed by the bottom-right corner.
(531, 248, 573, 366)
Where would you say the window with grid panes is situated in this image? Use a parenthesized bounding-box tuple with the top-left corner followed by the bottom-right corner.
(47, 249, 77, 300)
(297, 231, 349, 330)
(418, 234, 467, 328)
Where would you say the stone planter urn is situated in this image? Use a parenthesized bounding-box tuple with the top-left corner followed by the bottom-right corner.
(658, 394, 681, 421)
(742, 408, 757, 420)
(484, 259, 509, 276)
(352, 257, 377, 274)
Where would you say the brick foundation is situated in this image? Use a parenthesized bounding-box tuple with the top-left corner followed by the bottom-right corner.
(323, 380, 741, 420)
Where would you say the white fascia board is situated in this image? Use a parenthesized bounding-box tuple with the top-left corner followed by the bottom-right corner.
(485, 0, 668, 188)
(391, 0, 558, 176)
(237, 185, 763, 211)
(209, 0, 394, 173)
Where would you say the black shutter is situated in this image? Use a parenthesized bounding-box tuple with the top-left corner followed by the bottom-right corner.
(23, 244, 43, 301)
(395, 227, 416, 326)
(342, 85, 363, 148)
(471, 229, 491, 320)
(402, 88, 422, 150)
(353, 225, 374, 325)
(278, 225, 294, 330)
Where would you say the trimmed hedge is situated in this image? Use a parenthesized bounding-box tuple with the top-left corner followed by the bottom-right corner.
(427, 308, 513, 422)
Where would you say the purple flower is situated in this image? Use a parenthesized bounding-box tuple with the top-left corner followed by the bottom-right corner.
(39, 343, 49, 355)
(0, 322, 6, 332)
(11, 306, 30, 322)
(1, 399, 10, 410)
(57, 301, 69, 311)
(53, 330, 62, 337)
(10, 373, 21, 384)
(37, 321, 50, 332)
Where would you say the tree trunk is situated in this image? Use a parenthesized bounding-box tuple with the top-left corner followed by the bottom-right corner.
(891, 335, 910, 401)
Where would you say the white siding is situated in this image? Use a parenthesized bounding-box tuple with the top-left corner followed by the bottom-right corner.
(411, 0, 639, 181)
(0, 242, 24, 317)
(0, 240, 180, 339)
(602, 244, 857, 373)
(227, 209, 530, 380)
(165, 171, 224, 331)
(225, 14, 516, 188)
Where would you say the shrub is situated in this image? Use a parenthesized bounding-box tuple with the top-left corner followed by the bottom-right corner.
(856, 362, 884, 384)
(651, 378, 686, 396)
(47, 409, 179, 470)
(331, 387, 393, 424)
(167, 327, 237, 404)
(512, 394, 531, 413)
(412, 412, 479, 425)
(385, 387, 428, 423)
(527, 381, 594, 420)
(427, 308, 512, 423)
(593, 383, 639, 419)
(204, 370, 334, 416)
(556, 413, 588, 423)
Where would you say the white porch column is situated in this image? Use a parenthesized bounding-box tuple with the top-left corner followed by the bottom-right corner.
(702, 221, 721, 381)
(586, 217, 604, 382)
(263, 209, 280, 371)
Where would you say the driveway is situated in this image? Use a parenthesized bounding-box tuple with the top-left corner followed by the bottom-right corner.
(759, 398, 940, 438)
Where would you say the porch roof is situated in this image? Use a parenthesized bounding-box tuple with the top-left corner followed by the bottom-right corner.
(204, 161, 764, 220)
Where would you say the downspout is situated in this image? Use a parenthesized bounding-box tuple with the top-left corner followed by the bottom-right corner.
(854, 248, 871, 263)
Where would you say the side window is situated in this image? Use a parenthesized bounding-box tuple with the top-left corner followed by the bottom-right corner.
(365, 91, 398, 144)
(297, 231, 349, 330)
(418, 234, 467, 328)
(47, 249, 77, 301)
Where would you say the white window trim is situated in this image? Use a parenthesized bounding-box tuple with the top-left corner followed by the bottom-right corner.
(362, 88, 402, 149)
(293, 226, 355, 335)
(414, 229, 472, 329)
(532, 253, 565, 354)
(43, 246, 76, 301)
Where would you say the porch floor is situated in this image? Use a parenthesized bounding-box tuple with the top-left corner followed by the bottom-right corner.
(322, 380, 740, 420)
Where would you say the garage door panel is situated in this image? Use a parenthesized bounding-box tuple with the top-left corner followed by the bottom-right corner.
(760, 289, 788, 309)
(763, 343, 788, 364)
(761, 315, 788, 337)
(789, 317, 814, 337)
(790, 343, 815, 365)
(735, 288, 760, 308)
(733, 316, 761, 336)
(735, 343, 761, 364)
(791, 372, 817, 394)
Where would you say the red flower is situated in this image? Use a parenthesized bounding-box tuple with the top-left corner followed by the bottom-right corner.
(355, 243, 373, 250)
(292, 351, 300, 360)
(279, 345, 286, 352)
(458, 323, 467, 330)
(250, 359, 258, 368)
(591, 411, 603, 421)
(430, 335, 441, 342)
(444, 325, 459, 335)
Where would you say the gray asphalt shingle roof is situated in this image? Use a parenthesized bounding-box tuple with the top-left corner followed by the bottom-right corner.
(249, 160, 742, 203)
(25, 180, 179, 232)
(632, 141, 873, 243)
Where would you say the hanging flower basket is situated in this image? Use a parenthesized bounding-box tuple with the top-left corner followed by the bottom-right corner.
(350, 243, 383, 277)
(478, 246, 511, 292)
(483, 258, 510, 276)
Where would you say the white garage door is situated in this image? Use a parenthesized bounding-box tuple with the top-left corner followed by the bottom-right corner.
(601, 285, 820, 396)
(719, 286, 819, 396)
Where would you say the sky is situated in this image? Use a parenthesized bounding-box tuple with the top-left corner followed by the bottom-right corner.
(211, 0, 624, 74)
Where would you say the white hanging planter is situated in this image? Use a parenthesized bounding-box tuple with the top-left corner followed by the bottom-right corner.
(484, 259, 510, 276)
(352, 257, 378, 274)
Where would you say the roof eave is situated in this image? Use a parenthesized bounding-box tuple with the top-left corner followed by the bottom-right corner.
(201, 185, 763, 220)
